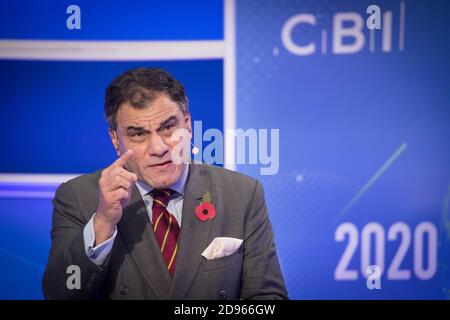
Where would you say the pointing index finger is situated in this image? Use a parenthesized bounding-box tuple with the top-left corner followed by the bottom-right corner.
(114, 149, 134, 168)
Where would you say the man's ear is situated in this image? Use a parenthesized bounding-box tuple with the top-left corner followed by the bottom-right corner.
(185, 113, 192, 135)
(109, 128, 120, 156)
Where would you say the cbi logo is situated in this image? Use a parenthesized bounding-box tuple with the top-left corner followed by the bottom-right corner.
(281, 1, 406, 56)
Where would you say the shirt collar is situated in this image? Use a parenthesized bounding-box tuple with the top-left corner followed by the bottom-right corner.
(134, 163, 189, 198)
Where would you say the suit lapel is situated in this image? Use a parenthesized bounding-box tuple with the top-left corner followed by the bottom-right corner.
(117, 185, 172, 299)
(169, 164, 214, 299)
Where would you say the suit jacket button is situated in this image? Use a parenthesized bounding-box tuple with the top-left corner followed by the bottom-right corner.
(219, 290, 227, 299)
(119, 285, 129, 295)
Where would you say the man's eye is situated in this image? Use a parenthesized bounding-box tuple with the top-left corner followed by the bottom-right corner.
(132, 132, 145, 137)
(163, 123, 175, 130)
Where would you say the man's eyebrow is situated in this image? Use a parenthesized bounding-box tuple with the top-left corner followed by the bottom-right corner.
(156, 116, 178, 131)
(125, 125, 148, 132)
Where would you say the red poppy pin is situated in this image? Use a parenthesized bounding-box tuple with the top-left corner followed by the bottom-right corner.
(195, 191, 216, 221)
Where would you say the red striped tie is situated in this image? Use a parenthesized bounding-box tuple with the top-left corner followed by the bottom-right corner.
(150, 189, 180, 277)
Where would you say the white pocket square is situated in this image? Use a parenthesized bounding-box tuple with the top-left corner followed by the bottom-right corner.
(201, 237, 243, 260)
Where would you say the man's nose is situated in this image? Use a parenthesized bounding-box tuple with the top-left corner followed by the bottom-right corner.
(149, 134, 169, 157)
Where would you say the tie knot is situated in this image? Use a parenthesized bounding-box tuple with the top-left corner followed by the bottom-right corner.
(150, 188, 174, 208)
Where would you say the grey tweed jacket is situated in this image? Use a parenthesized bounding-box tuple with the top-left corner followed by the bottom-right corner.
(42, 163, 288, 300)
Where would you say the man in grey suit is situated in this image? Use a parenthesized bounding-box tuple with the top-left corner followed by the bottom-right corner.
(42, 68, 288, 299)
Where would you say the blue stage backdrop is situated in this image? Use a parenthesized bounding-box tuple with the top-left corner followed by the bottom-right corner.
(236, 0, 450, 299)
(0, 0, 223, 300)
(0, 0, 449, 300)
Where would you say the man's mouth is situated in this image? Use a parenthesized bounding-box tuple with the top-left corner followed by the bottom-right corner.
(149, 160, 173, 169)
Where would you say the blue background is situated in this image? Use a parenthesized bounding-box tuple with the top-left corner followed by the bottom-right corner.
(0, 0, 449, 299)
(236, 0, 449, 299)
(0, 0, 223, 40)
(0, 60, 223, 173)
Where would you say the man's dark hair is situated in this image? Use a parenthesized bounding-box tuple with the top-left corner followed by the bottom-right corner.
(104, 67, 189, 129)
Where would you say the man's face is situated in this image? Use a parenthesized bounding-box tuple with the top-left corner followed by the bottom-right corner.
(110, 94, 192, 189)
